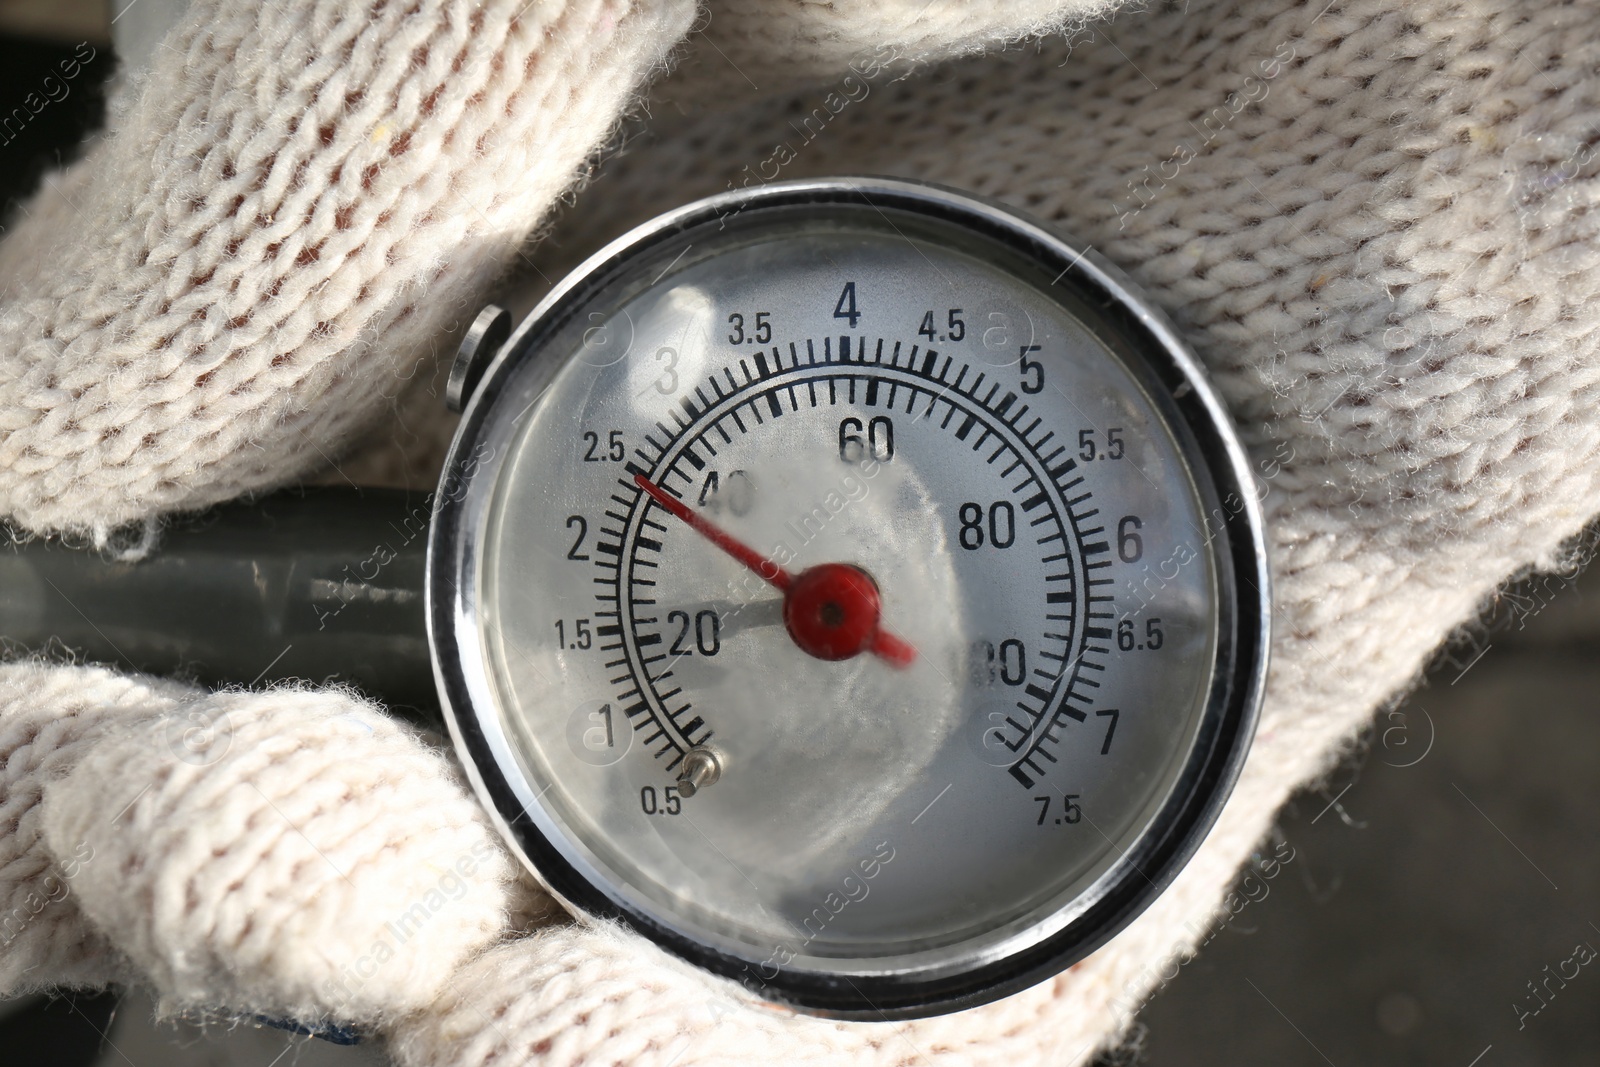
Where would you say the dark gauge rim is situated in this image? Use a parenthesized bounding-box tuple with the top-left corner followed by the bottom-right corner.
(427, 176, 1270, 1020)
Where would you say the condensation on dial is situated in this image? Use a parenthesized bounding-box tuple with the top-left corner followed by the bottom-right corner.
(478, 222, 1218, 978)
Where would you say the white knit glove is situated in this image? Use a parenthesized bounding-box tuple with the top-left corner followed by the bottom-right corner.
(6, 1, 1600, 1064)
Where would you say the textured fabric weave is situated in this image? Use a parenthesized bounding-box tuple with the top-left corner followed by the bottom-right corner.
(0, 0, 696, 541)
(4, 0, 1600, 1064)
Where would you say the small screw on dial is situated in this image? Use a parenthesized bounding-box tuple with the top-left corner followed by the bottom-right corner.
(676, 745, 723, 798)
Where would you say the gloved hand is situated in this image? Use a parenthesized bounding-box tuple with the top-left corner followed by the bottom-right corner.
(6, 1, 1600, 1064)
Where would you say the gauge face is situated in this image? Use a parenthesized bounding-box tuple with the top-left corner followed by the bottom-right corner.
(431, 179, 1267, 1018)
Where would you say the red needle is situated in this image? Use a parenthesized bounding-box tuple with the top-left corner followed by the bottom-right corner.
(634, 474, 916, 668)
(635, 473, 795, 592)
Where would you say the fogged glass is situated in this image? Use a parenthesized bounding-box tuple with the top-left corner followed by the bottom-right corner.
(476, 216, 1218, 978)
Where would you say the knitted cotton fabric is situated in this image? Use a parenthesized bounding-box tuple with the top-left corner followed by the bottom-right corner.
(4, 0, 1600, 1065)
(0, 0, 696, 540)
(39, 684, 523, 1026)
(0, 663, 185, 994)
(669, 0, 1125, 107)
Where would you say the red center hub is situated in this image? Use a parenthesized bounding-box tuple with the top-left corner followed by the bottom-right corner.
(633, 473, 915, 668)
(782, 563, 883, 661)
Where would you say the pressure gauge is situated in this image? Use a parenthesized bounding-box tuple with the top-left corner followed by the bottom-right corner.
(430, 177, 1268, 1019)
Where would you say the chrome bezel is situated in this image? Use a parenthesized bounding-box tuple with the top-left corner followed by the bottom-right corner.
(427, 177, 1270, 1019)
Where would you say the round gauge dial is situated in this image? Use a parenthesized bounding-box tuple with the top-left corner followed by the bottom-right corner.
(430, 178, 1268, 1019)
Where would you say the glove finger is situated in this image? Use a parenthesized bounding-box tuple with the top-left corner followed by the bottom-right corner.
(0, 660, 195, 995)
(0, 0, 695, 541)
(388, 923, 861, 1067)
(663, 0, 1128, 112)
(38, 681, 531, 1028)
(388, 916, 1126, 1067)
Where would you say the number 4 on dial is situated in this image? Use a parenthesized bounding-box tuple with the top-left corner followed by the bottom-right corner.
(833, 281, 860, 327)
